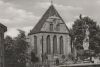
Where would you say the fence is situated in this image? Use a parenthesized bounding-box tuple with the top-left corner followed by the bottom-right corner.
(29, 58, 62, 67)
(30, 62, 50, 67)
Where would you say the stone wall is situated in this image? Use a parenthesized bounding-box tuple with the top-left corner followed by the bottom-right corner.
(28, 32, 71, 61)
(60, 64, 100, 67)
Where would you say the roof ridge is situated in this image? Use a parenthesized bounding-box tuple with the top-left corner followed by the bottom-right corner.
(28, 4, 69, 35)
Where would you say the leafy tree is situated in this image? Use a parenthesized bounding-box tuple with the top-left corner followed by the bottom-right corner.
(14, 29, 29, 67)
(4, 30, 29, 67)
(71, 15, 100, 53)
(4, 36, 16, 67)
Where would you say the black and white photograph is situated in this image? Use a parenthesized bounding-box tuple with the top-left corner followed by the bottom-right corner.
(0, 0, 100, 67)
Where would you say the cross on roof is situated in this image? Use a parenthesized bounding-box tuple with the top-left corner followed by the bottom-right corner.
(50, 0, 53, 5)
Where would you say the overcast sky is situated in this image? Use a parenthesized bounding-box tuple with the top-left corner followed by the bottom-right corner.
(0, 0, 100, 37)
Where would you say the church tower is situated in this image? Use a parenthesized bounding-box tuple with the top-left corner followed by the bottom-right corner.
(28, 4, 71, 62)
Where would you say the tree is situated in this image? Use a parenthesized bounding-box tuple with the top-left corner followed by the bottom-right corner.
(71, 15, 100, 53)
(4, 36, 16, 67)
(4, 30, 29, 67)
(14, 29, 29, 67)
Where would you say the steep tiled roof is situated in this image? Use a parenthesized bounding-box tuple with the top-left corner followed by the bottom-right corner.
(0, 23, 7, 32)
(29, 5, 69, 35)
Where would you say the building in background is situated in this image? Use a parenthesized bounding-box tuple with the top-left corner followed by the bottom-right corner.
(0, 23, 7, 67)
(28, 4, 71, 63)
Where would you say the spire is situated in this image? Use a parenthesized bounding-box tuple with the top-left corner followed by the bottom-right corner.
(50, 0, 53, 5)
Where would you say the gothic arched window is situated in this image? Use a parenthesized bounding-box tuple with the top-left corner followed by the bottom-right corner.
(47, 35, 51, 54)
(53, 35, 57, 54)
(34, 36, 37, 54)
(59, 36, 64, 54)
(50, 24, 53, 31)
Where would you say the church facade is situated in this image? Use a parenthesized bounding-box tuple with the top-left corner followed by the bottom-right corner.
(28, 4, 71, 61)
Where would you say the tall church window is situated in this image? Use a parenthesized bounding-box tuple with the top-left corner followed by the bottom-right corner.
(47, 35, 51, 54)
(59, 36, 64, 54)
(34, 36, 37, 54)
(56, 24, 60, 31)
(53, 35, 57, 54)
(41, 36, 44, 55)
(50, 24, 53, 31)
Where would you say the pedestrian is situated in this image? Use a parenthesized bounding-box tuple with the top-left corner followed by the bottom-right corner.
(56, 58, 59, 66)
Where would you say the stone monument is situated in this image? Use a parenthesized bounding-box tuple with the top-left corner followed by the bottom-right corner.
(83, 22, 89, 50)
(82, 22, 91, 63)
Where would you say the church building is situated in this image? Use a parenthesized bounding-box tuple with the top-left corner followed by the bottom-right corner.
(28, 4, 71, 62)
(0, 23, 7, 67)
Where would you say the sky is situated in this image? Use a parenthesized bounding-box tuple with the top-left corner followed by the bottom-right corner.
(0, 0, 100, 37)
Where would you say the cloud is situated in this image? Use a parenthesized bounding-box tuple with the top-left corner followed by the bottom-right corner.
(66, 22, 74, 28)
(96, 0, 100, 5)
(35, 2, 83, 11)
(0, 0, 40, 28)
(5, 28, 19, 37)
(0, 0, 40, 37)
(34, 2, 83, 24)
(5, 26, 33, 38)
(21, 26, 33, 35)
